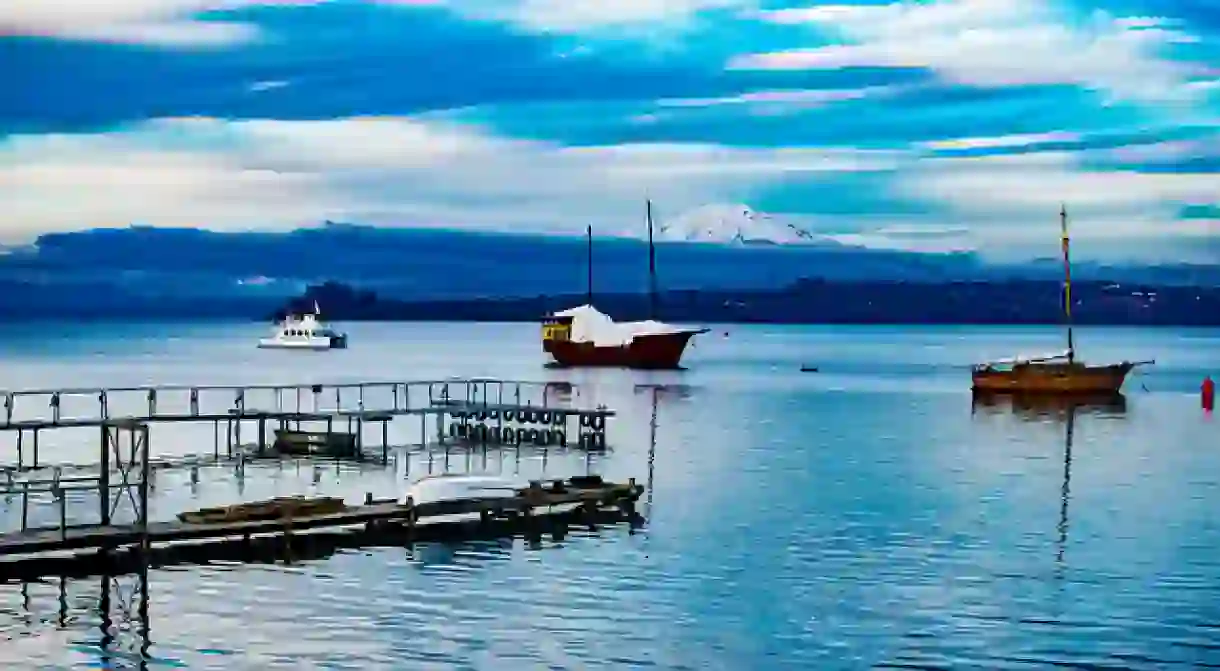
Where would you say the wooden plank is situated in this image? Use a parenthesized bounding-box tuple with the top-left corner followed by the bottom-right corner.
(0, 483, 643, 556)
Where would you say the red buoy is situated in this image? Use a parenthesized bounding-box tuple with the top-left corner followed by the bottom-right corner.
(1203, 376, 1215, 412)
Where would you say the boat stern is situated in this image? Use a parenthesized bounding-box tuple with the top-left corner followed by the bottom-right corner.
(541, 315, 573, 353)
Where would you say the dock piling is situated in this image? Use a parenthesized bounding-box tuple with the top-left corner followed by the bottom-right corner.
(20, 481, 28, 531)
(257, 416, 267, 457)
(381, 420, 389, 464)
(53, 471, 66, 540)
(98, 425, 110, 526)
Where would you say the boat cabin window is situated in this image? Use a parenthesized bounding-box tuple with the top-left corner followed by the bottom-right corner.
(542, 320, 571, 341)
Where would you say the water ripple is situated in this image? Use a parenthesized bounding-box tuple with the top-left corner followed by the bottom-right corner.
(1, 324, 1219, 668)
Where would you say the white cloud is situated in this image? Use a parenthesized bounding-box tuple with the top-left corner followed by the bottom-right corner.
(1, 116, 1212, 260)
(656, 84, 905, 113)
(905, 151, 1219, 216)
(919, 131, 1080, 151)
(442, 0, 746, 32)
(893, 150, 1220, 260)
(732, 0, 1205, 102)
(0, 0, 746, 44)
(0, 116, 898, 242)
(0, 0, 327, 47)
(1102, 132, 1220, 164)
(820, 225, 976, 253)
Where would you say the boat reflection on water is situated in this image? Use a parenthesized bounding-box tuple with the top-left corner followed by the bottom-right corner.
(632, 383, 696, 401)
(971, 390, 1129, 420)
(543, 381, 575, 404)
(971, 391, 1129, 578)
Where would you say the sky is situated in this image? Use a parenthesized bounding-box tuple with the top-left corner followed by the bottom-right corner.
(1, 0, 1218, 262)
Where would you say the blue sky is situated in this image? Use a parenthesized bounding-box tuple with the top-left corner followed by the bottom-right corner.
(1, 0, 1218, 262)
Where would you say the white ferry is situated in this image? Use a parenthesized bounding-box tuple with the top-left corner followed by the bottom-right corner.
(257, 302, 348, 350)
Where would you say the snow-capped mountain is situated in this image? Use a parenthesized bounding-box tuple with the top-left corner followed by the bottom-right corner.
(652, 203, 816, 245)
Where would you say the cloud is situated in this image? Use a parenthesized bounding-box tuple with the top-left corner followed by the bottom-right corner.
(655, 84, 907, 114)
(893, 149, 1219, 258)
(0, 0, 746, 48)
(820, 225, 976, 253)
(0, 116, 899, 241)
(0, 0, 332, 47)
(919, 131, 1081, 151)
(732, 0, 1207, 102)
(2, 116, 1214, 261)
(442, 0, 747, 33)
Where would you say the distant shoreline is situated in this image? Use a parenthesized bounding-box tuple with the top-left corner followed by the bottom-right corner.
(269, 279, 1220, 328)
(2, 279, 1217, 327)
(0, 316, 1216, 328)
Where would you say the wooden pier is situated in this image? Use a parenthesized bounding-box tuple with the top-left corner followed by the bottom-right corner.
(0, 478, 642, 556)
(0, 377, 633, 579)
(0, 471, 643, 578)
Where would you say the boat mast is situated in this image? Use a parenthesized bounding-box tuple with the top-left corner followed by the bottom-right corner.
(1060, 204, 1075, 362)
(646, 199, 657, 320)
(586, 224, 594, 306)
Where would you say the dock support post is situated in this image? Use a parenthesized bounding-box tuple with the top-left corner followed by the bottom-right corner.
(382, 420, 389, 464)
(32, 428, 39, 469)
(54, 468, 66, 540)
(233, 389, 245, 451)
(16, 429, 22, 471)
(138, 423, 151, 555)
(257, 416, 266, 457)
(99, 425, 111, 526)
(20, 481, 28, 531)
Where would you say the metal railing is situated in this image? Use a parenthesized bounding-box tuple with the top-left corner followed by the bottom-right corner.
(0, 378, 579, 428)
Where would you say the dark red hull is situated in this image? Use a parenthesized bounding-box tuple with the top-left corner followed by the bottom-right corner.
(544, 330, 706, 369)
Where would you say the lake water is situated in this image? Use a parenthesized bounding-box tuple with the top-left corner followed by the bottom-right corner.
(0, 322, 1217, 670)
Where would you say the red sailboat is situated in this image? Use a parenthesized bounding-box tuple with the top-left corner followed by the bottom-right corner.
(541, 200, 709, 369)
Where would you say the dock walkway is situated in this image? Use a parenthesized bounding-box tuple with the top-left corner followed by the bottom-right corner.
(0, 480, 643, 576)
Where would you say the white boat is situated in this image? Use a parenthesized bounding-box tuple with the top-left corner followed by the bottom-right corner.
(400, 473, 525, 506)
(257, 302, 348, 350)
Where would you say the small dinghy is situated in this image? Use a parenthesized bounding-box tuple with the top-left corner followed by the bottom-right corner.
(400, 474, 526, 506)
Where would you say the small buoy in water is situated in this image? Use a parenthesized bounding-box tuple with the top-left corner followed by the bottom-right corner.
(723, 331, 729, 338)
(800, 365, 819, 373)
(1203, 375, 1215, 412)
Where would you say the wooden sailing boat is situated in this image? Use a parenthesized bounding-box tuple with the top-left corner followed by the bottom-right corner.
(540, 202, 709, 369)
(971, 205, 1152, 395)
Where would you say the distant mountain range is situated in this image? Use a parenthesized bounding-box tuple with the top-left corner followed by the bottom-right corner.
(0, 223, 1215, 321)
